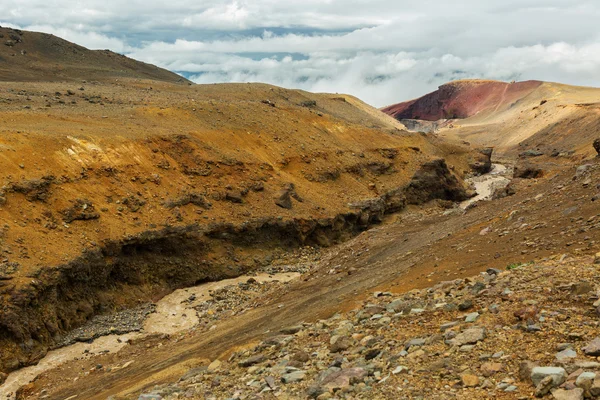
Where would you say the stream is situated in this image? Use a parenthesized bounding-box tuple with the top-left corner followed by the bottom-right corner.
(0, 272, 300, 399)
(460, 163, 511, 209)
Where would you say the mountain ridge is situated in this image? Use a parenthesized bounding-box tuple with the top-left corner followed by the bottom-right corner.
(0, 26, 189, 83)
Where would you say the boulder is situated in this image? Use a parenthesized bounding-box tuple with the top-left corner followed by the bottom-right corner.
(461, 373, 480, 387)
(514, 163, 544, 179)
(238, 354, 265, 367)
(469, 147, 493, 175)
(480, 362, 504, 377)
(575, 371, 595, 390)
(593, 138, 600, 156)
(531, 366, 567, 387)
(448, 327, 486, 346)
(583, 337, 600, 357)
(320, 367, 367, 391)
(225, 190, 243, 203)
(281, 370, 305, 383)
(551, 388, 584, 400)
(274, 189, 292, 209)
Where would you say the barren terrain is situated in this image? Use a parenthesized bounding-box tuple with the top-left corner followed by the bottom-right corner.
(383, 79, 600, 159)
(1, 28, 600, 400)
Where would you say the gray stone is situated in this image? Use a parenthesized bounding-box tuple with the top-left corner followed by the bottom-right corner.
(531, 366, 567, 387)
(392, 366, 409, 375)
(329, 335, 352, 353)
(556, 349, 577, 362)
(320, 367, 367, 390)
(386, 299, 405, 313)
(406, 338, 426, 349)
(138, 395, 162, 400)
(440, 321, 459, 332)
(274, 190, 292, 209)
(575, 372, 596, 390)
(238, 354, 266, 367)
(281, 370, 305, 383)
(536, 376, 555, 397)
(458, 300, 473, 311)
(449, 327, 486, 346)
(465, 312, 480, 323)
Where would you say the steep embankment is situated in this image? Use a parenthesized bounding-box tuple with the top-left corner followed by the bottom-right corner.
(383, 80, 600, 158)
(0, 26, 188, 83)
(0, 78, 487, 374)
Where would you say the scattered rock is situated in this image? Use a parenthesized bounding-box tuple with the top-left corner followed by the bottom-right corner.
(225, 191, 243, 203)
(207, 359, 222, 372)
(480, 362, 504, 377)
(536, 375, 557, 397)
(575, 371, 595, 390)
(514, 163, 544, 179)
(449, 327, 486, 346)
(570, 281, 593, 296)
(461, 373, 480, 387)
(238, 354, 265, 367)
(320, 367, 367, 391)
(281, 370, 305, 383)
(551, 388, 584, 400)
(583, 337, 600, 356)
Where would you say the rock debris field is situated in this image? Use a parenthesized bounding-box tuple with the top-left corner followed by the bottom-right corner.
(132, 254, 600, 400)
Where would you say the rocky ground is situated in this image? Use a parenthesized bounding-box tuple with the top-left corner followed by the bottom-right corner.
(12, 154, 600, 400)
(55, 246, 320, 348)
(135, 255, 600, 400)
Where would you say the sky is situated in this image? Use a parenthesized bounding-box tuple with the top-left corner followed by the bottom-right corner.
(2, 0, 600, 107)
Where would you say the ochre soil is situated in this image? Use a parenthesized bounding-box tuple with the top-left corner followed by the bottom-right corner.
(0, 77, 486, 374)
(20, 156, 600, 399)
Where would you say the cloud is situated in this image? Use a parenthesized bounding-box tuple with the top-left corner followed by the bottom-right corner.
(3, 0, 600, 106)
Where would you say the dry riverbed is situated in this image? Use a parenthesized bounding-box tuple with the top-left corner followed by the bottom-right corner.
(1, 272, 301, 399)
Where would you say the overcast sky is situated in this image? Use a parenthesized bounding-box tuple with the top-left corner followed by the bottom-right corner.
(3, 0, 600, 106)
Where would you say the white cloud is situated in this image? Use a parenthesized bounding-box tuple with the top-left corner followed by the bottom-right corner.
(3, 1, 600, 106)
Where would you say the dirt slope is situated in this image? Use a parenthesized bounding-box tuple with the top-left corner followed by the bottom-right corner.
(0, 75, 488, 375)
(383, 80, 600, 158)
(19, 152, 600, 400)
(0, 26, 188, 83)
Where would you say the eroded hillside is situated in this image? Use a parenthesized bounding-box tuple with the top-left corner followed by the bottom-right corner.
(0, 78, 488, 374)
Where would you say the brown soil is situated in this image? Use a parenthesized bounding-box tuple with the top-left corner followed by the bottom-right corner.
(0, 26, 188, 83)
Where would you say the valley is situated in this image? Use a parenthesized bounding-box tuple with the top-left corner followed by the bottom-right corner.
(0, 26, 599, 400)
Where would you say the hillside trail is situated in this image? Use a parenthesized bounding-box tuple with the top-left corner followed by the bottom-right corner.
(492, 83, 509, 114)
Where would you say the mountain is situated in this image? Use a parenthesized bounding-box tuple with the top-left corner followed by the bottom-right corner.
(383, 79, 600, 157)
(0, 26, 189, 83)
